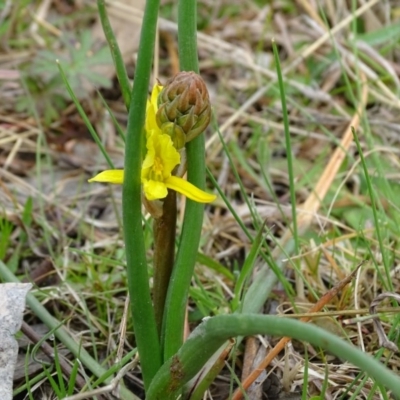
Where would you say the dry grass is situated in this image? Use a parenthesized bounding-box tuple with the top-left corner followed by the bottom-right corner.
(1, 0, 400, 399)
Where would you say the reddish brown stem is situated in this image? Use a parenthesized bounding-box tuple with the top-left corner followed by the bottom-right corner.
(153, 190, 177, 336)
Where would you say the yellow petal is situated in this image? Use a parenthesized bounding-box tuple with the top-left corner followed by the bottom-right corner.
(151, 84, 163, 108)
(166, 176, 216, 203)
(145, 104, 160, 135)
(155, 134, 180, 177)
(145, 85, 163, 135)
(142, 135, 156, 170)
(88, 170, 124, 184)
(143, 179, 168, 200)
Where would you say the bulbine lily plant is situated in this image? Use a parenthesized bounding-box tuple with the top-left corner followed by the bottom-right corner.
(90, 76, 216, 205)
(88, 0, 400, 398)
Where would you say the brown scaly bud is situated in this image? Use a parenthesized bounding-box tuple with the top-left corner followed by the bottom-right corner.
(156, 71, 211, 146)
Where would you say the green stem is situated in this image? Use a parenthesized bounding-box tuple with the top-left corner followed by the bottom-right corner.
(153, 190, 177, 335)
(123, 0, 162, 390)
(272, 40, 299, 253)
(352, 127, 391, 289)
(162, 138, 205, 361)
(162, 0, 204, 361)
(148, 314, 400, 399)
(177, 0, 199, 72)
(0, 262, 138, 400)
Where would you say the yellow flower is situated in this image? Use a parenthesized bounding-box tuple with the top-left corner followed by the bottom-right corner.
(89, 84, 216, 203)
(89, 131, 216, 203)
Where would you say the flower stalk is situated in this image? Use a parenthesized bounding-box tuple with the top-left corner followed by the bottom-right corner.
(161, 0, 207, 362)
(153, 190, 177, 335)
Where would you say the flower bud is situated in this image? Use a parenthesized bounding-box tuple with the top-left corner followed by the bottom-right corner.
(156, 71, 211, 145)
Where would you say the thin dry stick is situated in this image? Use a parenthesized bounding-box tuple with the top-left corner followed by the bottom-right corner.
(21, 322, 87, 390)
(295, 0, 325, 28)
(231, 263, 364, 400)
(370, 293, 399, 352)
(241, 337, 259, 381)
(63, 356, 139, 400)
(281, 307, 400, 320)
(116, 295, 130, 364)
(354, 265, 366, 352)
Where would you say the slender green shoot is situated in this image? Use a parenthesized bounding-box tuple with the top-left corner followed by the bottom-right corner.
(44, 366, 63, 399)
(352, 127, 392, 290)
(272, 40, 299, 253)
(162, 0, 206, 361)
(53, 345, 66, 396)
(67, 359, 81, 396)
(15, 365, 48, 397)
(232, 225, 265, 311)
(122, 0, 162, 389)
(97, 0, 132, 110)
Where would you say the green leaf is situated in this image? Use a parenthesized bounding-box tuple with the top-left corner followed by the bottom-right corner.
(31, 31, 113, 99)
(356, 22, 400, 47)
(147, 315, 400, 399)
(232, 225, 265, 311)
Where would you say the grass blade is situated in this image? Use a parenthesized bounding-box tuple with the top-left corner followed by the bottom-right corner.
(97, 0, 132, 110)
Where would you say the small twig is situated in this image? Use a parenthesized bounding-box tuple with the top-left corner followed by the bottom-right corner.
(354, 265, 365, 352)
(113, 294, 131, 398)
(280, 307, 400, 320)
(116, 295, 130, 363)
(21, 321, 87, 390)
(370, 293, 399, 353)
